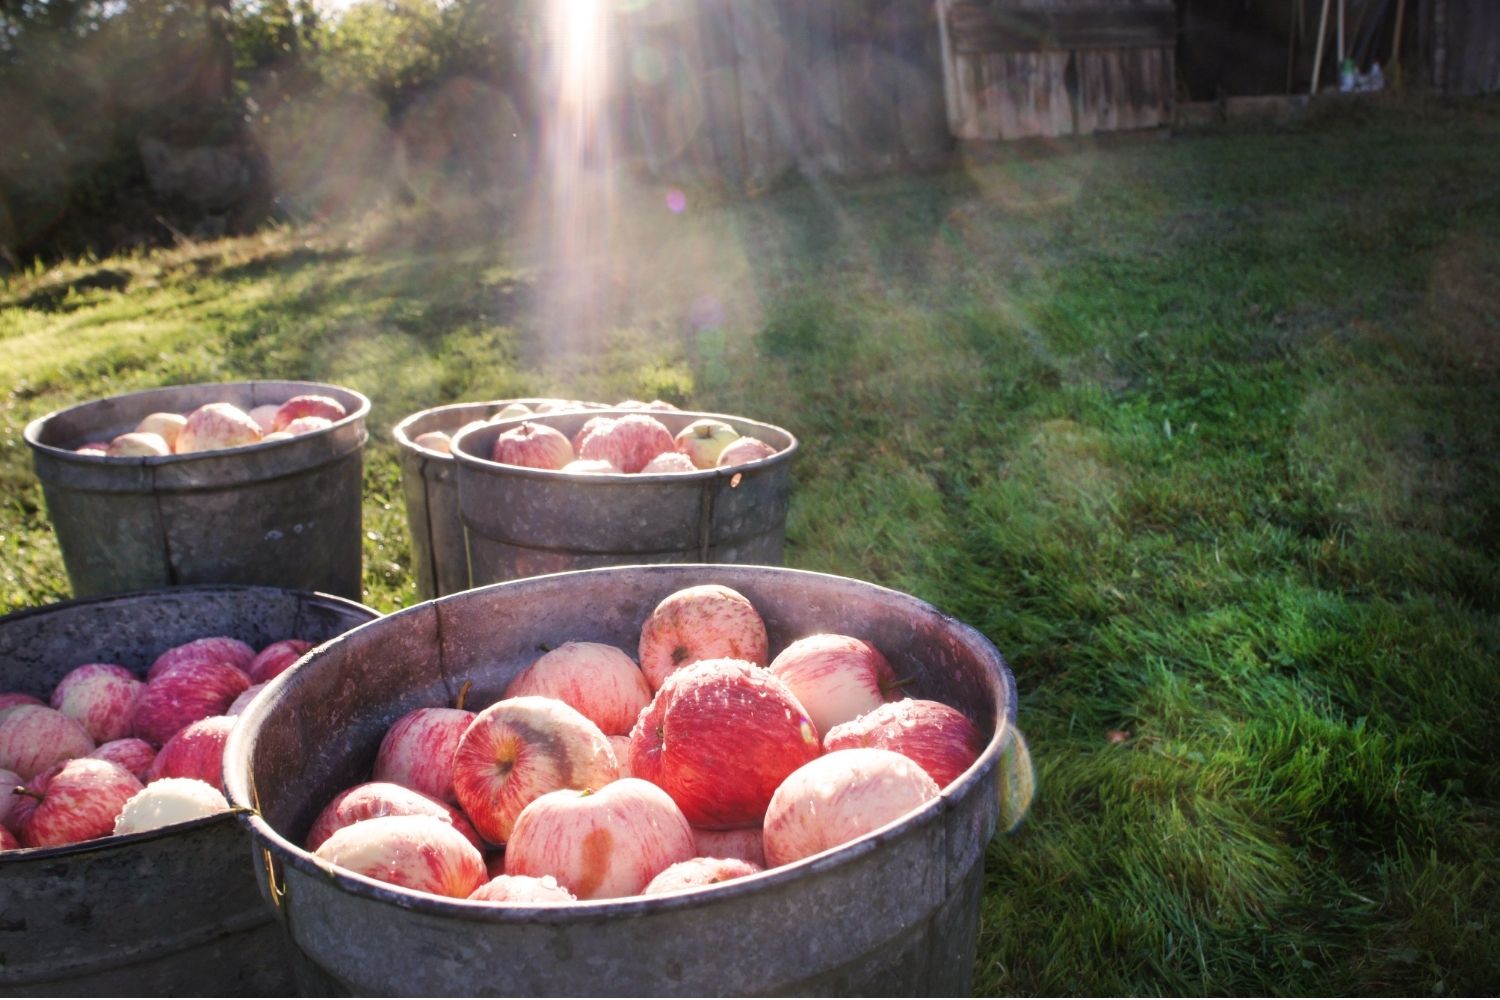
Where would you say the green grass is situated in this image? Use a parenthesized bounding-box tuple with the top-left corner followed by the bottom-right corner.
(4, 94, 1500, 995)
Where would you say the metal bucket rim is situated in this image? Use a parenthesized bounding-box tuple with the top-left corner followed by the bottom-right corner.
(224, 563, 1010, 921)
(392, 399, 612, 452)
(22, 379, 373, 461)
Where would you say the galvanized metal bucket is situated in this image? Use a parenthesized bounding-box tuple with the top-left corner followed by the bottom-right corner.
(23, 380, 371, 600)
(451, 410, 798, 586)
(0, 584, 380, 997)
(393, 399, 607, 599)
(224, 564, 1026, 997)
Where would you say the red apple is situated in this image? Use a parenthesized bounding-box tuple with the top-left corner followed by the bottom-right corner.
(50, 662, 144, 744)
(412, 430, 452, 454)
(643, 856, 762, 895)
(673, 418, 740, 469)
(637, 584, 769, 691)
(560, 458, 619, 474)
(503, 641, 651, 737)
(131, 661, 251, 748)
(640, 451, 697, 474)
(570, 415, 616, 455)
(715, 436, 778, 468)
(503, 778, 696, 900)
(629, 659, 820, 829)
(762, 748, 940, 868)
(468, 874, 577, 904)
(691, 825, 766, 868)
(373, 706, 476, 805)
(106, 431, 171, 457)
(246, 639, 312, 684)
(306, 781, 484, 853)
(0, 692, 45, 717)
(75, 442, 111, 455)
(136, 412, 188, 449)
(609, 735, 633, 778)
(312, 814, 486, 899)
(114, 777, 231, 835)
(0, 825, 17, 851)
(577, 414, 674, 474)
(89, 738, 157, 783)
(765, 634, 901, 736)
(491, 402, 534, 421)
(0, 704, 95, 780)
(226, 683, 266, 716)
(490, 421, 575, 470)
(16, 757, 143, 849)
(823, 699, 985, 789)
(248, 404, 282, 433)
(273, 394, 347, 431)
(452, 696, 618, 846)
(147, 636, 256, 682)
(0, 766, 22, 830)
(282, 415, 334, 436)
(147, 714, 234, 787)
(175, 402, 264, 454)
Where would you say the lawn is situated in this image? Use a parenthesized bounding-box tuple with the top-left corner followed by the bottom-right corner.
(3, 94, 1498, 995)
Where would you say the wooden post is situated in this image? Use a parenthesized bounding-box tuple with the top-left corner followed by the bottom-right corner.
(1287, 0, 1302, 93)
(1390, 0, 1407, 87)
(1310, 0, 1333, 94)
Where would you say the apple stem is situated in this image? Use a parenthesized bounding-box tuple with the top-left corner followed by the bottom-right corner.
(887, 676, 918, 695)
(14, 785, 43, 802)
(455, 679, 472, 712)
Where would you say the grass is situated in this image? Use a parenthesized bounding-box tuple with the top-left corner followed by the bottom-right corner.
(4, 93, 1499, 995)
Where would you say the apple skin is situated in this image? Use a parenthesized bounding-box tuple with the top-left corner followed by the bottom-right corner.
(765, 634, 901, 736)
(248, 404, 282, 433)
(0, 824, 17, 851)
(503, 641, 652, 736)
(640, 451, 697, 474)
(643, 856, 762, 895)
(637, 584, 770, 691)
(114, 777, 230, 835)
(715, 436, 779, 468)
(0, 692, 45, 716)
(16, 757, 144, 849)
(691, 825, 766, 868)
(468, 873, 577, 904)
(503, 778, 696, 900)
(106, 431, 171, 457)
(226, 683, 266, 716)
(570, 415, 616, 455)
(147, 636, 256, 682)
(176, 402, 264, 454)
(490, 421, 575, 470)
(412, 430, 452, 454)
(282, 415, 334, 436)
(453, 696, 619, 847)
(306, 781, 485, 853)
(0, 766, 22, 830)
(147, 714, 235, 787)
(673, 418, 740, 469)
(89, 738, 158, 783)
(373, 706, 476, 806)
(0, 704, 96, 780)
(629, 659, 821, 829)
(245, 639, 313, 684)
(560, 458, 619, 474)
(273, 394, 347, 432)
(75, 442, 111, 455)
(577, 414, 675, 474)
(131, 661, 251, 748)
(50, 662, 145, 744)
(492, 402, 533, 421)
(136, 412, 188, 449)
(609, 736, 633, 778)
(762, 748, 940, 868)
(822, 699, 985, 789)
(313, 814, 486, 899)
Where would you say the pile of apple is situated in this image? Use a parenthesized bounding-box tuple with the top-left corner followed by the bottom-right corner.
(73, 394, 348, 458)
(409, 397, 664, 459)
(0, 634, 314, 852)
(305, 584, 986, 903)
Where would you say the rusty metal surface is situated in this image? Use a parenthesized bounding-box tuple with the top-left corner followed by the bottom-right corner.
(23, 381, 371, 600)
(0, 585, 380, 995)
(225, 564, 1021, 997)
(450, 411, 797, 587)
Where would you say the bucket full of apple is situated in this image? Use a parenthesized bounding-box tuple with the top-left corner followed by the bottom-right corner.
(23, 379, 371, 600)
(223, 564, 1031, 996)
(0, 583, 379, 994)
(449, 408, 797, 585)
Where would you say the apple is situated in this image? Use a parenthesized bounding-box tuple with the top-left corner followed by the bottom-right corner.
(75, 442, 111, 455)
(273, 394, 347, 431)
(0, 825, 18, 851)
(637, 584, 769, 691)
(226, 683, 265, 715)
(0, 704, 95, 780)
(691, 825, 766, 868)
(0, 692, 45, 717)
(16, 757, 143, 849)
(105, 431, 171, 457)
(313, 814, 486, 898)
(762, 748, 940, 868)
(561, 459, 619, 474)
(570, 415, 616, 454)
(503, 641, 651, 736)
(114, 777, 231, 835)
(640, 452, 697, 474)
(673, 418, 740, 469)
(503, 778, 696, 900)
(452, 695, 618, 846)
(765, 634, 901, 736)
(89, 738, 158, 783)
(822, 699, 985, 789)
(50, 662, 144, 744)
(281, 415, 334, 436)
(262, 431, 293, 442)
(136, 412, 188, 449)
(492, 402, 534, 421)
(577, 414, 675, 474)
(628, 659, 820, 829)
(147, 636, 256, 682)
(716, 436, 778, 468)
(306, 781, 484, 853)
(373, 705, 476, 805)
(147, 714, 234, 787)
(248, 404, 282, 433)
(246, 638, 313, 684)
(412, 430, 452, 454)
(643, 856, 762, 895)
(0, 766, 22, 829)
(609, 735, 633, 778)
(468, 873, 577, 904)
(175, 402, 264, 454)
(131, 661, 251, 748)
(490, 422, 574, 470)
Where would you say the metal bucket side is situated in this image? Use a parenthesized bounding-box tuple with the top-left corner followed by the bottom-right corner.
(224, 564, 1014, 997)
(393, 400, 607, 600)
(451, 411, 797, 586)
(23, 381, 370, 599)
(0, 585, 381, 994)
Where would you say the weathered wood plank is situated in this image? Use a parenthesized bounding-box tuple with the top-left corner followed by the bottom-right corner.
(727, 1, 794, 191)
(893, 0, 953, 167)
(948, 3, 1176, 52)
(697, 0, 747, 186)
